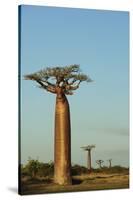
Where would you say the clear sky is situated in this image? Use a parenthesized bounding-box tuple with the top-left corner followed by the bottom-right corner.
(20, 5, 129, 168)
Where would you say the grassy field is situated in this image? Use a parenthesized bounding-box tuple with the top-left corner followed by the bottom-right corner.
(20, 172, 129, 195)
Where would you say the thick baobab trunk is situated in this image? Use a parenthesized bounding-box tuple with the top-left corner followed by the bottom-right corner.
(87, 150, 91, 172)
(54, 92, 72, 185)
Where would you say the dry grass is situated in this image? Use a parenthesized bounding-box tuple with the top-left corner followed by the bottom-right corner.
(20, 173, 129, 195)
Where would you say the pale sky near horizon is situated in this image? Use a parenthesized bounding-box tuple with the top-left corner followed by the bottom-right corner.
(20, 5, 129, 167)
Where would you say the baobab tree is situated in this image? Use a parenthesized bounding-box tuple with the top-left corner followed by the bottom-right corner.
(107, 159, 112, 168)
(96, 160, 104, 169)
(81, 145, 95, 172)
(24, 64, 92, 185)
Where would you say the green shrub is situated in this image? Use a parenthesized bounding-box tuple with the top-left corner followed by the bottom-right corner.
(21, 159, 129, 179)
(37, 163, 54, 177)
(71, 164, 88, 175)
(93, 165, 129, 174)
(22, 159, 54, 178)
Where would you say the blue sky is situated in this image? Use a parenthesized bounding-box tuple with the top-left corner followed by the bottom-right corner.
(20, 5, 129, 167)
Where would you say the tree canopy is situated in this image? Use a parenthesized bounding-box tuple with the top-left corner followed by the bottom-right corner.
(81, 145, 95, 151)
(24, 64, 92, 95)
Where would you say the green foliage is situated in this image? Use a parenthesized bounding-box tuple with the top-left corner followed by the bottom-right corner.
(71, 164, 88, 175)
(24, 158, 42, 178)
(37, 162, 54, 177)
(107, 166, 129, 174)
(21, 159, 129, 179)
(22, 159, 54, 178)
(22, 159, 90, 178)
(24, 64, 92, 95)
(24, 64, 91, 82)
(93, 165, 129, 174)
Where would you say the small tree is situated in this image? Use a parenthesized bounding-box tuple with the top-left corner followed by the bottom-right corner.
(25, 64, 92, 185)
(96, 160, 104, 169)
(107, 159, 112, 168)
(81, 145, 95, 172)
(25, 158, 41, 178)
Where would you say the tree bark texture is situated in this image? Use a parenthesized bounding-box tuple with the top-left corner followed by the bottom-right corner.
(87, 150, 91, 171)
(54, 93, 72, 185)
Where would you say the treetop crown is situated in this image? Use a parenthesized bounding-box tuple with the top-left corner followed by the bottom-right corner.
(24, 64, 92, 95)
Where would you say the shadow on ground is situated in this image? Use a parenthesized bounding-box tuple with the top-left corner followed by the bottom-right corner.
(72, 178, 83, 185)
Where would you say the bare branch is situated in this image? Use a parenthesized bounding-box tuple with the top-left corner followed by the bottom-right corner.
(24, 64, 92, 95)
(96, 160, 104, 164)
(64, 80, 81, 91)
(24, 74, 56, 93)
(36, 80, 46, 88)
(47, 86, 56, 93)
(64, 90, 73, 95)
(41, 79, 55, 87)
(67, 79, 77, 85)
(38, 85, 56, 94)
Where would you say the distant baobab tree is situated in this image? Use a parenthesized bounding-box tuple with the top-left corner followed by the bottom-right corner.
(96, 160, 104, 169)
(81, 145, 95, 172)
(24, 64, 92, 185)
(107, 159, 112, 168)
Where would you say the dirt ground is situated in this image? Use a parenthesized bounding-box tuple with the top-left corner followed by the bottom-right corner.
(20, 173, 129, 195)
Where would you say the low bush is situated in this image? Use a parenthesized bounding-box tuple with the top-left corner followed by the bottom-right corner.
(71, 164, 88, 175)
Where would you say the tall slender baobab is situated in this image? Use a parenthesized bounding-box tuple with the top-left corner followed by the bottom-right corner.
(96, 160, 104, 169)
(107, 159, 112, 168)
(81, 145, 95, 172)
(24, 64, 92, 185)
